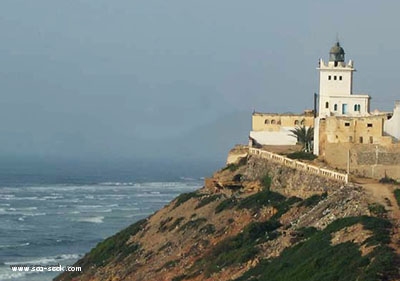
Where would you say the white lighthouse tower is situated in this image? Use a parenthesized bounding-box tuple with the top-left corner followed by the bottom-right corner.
(313, 41, 372, 155)
(317, 41, 370, 117)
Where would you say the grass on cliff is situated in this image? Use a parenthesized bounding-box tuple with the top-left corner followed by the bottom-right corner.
(235, 216, 397, 281)
(75, 219, 147, 268)
(173, 191, 201, 209)
(193, 220, 282, 277)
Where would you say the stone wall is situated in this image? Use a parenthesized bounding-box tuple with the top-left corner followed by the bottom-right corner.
(325, 143, 400, 180)
(244, 155, 344, 199)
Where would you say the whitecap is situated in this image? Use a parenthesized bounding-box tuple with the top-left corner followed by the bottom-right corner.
(0, 242, 29, 249)
(4, 253, 82, 265)
(75, 216, 104, 224)
(0, 270, 33, 281)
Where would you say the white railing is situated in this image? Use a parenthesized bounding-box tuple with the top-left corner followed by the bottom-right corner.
(249, 148, 348, 183)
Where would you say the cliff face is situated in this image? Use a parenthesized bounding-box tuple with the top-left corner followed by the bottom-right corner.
(56, 148, 400, 281)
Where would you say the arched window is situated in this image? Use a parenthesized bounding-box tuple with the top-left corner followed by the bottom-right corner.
(294, 120, 299, 125)
(271, 119, 276, 125)
(277, 120, 281, 125)
(325, 102, 329, 109)
(354, 104, 361, 112)
(300, 119, 305, 125)
(264, 119, 270, 124)
(334, 104, 338, 111)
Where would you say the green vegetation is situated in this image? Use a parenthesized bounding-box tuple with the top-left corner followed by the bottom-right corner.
(158, 241, 173, 252)
(368, 203, 387, 217)
(171, 274, 187, 281)
(287, 151, 317, 160)
(238, 190, 286, 211)
(299, 192, 327, 208)
(193, 220, 281, 277)
(162, 259, 180, 269)
(215, 197, 237, 214)
(289, 125, 314, 152)
(394, 189, 400, 206)
(195, 194, 222, 209)
(83, 218, 147, 267)
(235, 216, 396, 281)
(199, 224, 216, 235)
(223, 157, 248, 172)
(168, 217, 185, 231)
(232, 173, 243, 182)
(179, 218, 207, 232)
(173, 191, 201, 209)
(158, 217, 173, 232)
(261, 174, 272, 190)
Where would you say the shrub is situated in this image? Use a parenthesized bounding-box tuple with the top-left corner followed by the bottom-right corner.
(158, 217, 173, 232)
(232, 173, 243, 182)
(199, 224, 216, 235)
(287, 151, 317, 160)
(368, 203, 387, 217)
(379, 175, 398, 184)
(174, 191, 201, 209)
(168, 217, 185, 231)
(222, 157, 248, 172)
(215, 197, 237, 214)
(238, 190, 286, 210)
(261, 175, 272, 190)
(299, 192, 327, 208)
(179, 218, 207, 232)
(394, 189, 400, 206)
(195, 194, 222, 209)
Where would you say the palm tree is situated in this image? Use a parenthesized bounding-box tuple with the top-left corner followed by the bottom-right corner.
(289, 126, 314, 152)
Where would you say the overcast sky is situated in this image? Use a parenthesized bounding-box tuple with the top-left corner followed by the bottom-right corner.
(0, 0, 399, 163)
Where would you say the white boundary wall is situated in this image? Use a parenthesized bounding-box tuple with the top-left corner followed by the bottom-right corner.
(249, 148, 348, 183)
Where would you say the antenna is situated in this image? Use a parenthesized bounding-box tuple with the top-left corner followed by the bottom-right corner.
(336, 33, 340, 44)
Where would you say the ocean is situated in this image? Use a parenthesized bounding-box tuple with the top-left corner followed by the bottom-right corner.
(0, 159, 216, 281)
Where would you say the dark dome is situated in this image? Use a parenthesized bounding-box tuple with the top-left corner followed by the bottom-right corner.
(330, 42, 345, 55)
(329, 41, 345, 62)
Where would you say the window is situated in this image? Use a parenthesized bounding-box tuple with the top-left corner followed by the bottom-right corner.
(301, 119, 305, 125)
(334, 76, 337, 80)
(339, 76, 342, 80)
(294, 120, 299, 125)
(325, 102, 329, 109)
(271, 119, 276, 124)
(369, 136, 373, 144)
(334, 104, 338, 111)
(349, 136, 353, 142)
(359, 137, 363, 144)
(367, 123, 373, 128)
(354, 104, 361, 112)
(328, 75, 331, 80)
(345, 122, 350, 127)
(277, 120, 281, 125)
(264, 119, 270, 124)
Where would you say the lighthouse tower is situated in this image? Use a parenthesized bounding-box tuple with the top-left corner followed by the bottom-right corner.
(317, 41, 370, 117)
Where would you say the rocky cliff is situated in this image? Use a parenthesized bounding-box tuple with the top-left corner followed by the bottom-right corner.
(56, 147, 400, 281)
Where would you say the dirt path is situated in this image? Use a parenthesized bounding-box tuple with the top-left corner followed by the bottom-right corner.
(353, 177, 400, 254)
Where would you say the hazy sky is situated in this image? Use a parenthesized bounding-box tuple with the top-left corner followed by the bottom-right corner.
(0, 1, 399, 162)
